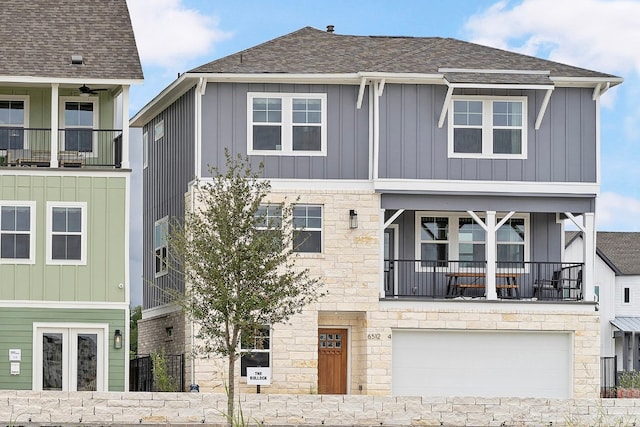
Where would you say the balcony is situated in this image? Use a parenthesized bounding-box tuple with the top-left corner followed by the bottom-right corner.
(0, 127, 123, 168)
(384, 260, 584, 301)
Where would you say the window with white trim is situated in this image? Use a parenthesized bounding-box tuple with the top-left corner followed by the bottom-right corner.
(0, 202, 35, 263)
(154, 120, 164, 141)
(60, 97, 98, 155)
(154, 217, 168, 277)
(240, 325, 270, 377)
(0, 95, 28, 150)
(47, 202, 87, 264)
(449, 96, 526, 158)
(415, 212, 529, 269)
(143, 131, 148, 169)
(247, 93, 327, 156)
(293, 204, 322, 253)
(254, 204, 282, 229)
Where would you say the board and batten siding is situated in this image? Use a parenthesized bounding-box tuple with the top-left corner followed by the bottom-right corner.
(0, 174, 126, 303)
(200, 82, 370, 180)
(378, 85, 597, 183)
(0, 308, 126, 391)
(143, 88, 196, 310)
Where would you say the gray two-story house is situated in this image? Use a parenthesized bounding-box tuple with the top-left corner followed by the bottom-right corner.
(131, 26, 621, 397)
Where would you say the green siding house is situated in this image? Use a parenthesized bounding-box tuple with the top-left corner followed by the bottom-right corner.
(0, 0, 143, 391)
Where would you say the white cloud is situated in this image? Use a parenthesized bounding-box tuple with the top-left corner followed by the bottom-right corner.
(597, 192, 640, 231)
(464, 0, 640, 77)
(127, 0, 231, 70)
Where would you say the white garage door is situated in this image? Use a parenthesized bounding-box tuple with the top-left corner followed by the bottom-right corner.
(392, 330, 572, 398)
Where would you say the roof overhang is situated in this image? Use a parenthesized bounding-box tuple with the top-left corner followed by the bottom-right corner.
(550, 76, 624, 88)
(611, 317, 640, 332)
(0, 76, 143, 86)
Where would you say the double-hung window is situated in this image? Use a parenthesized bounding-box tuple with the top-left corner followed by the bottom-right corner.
(154, 217, 168, 277)
(240, 325, 270, 377)
(0, 96, 28, 150)
(47, 202, 87, 265)
(248, 93, 327, 156)
(415, 212, 528, 270)
(254, 204, 282, 229)
(450, 96, 526, 158)
(60, 97, 98, 155)
(293, 205, 322, 253)
(0, 202, 35, 263)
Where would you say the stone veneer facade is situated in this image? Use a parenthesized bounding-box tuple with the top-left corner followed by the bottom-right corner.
(141, 187, 601, 398)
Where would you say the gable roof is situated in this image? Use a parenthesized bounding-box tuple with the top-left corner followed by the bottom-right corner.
(567, 231, 640, 275)
(189, 26, 619, 84)
(0, 0, 143, 81)
(596, 232, 640, 276)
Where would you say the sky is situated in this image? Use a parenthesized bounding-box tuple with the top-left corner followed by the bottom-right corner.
(124, 0, 640, 306)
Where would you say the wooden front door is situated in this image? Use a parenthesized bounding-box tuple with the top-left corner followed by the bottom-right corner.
(318, 328, 348, 394)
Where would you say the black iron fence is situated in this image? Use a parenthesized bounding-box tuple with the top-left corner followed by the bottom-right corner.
(601, 356, 617, 398)
(384, 260, 584, 301)
(130, 354, 185, 392)
(0, 128, 122, 168)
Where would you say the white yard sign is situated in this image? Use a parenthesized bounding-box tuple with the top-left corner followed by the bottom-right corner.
(246, 367, 271, 385)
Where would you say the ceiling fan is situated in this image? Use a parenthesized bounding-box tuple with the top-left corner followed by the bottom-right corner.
(78, 84, 108, 96)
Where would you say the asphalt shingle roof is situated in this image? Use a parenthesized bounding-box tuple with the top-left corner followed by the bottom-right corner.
(189, 26, 619, 82)
(0, 0, 143, 80)
(596, 232, 640, 276)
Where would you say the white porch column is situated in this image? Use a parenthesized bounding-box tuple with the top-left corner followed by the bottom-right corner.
(379, 208, 386, 298)
(50, 83, 59, 168)
(485, 211, 498, 300)
(121, 85, 130, 169)
(583, 212, 596, 301)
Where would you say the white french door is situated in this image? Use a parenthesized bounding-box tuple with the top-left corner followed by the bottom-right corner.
(34, 325, 106, 391)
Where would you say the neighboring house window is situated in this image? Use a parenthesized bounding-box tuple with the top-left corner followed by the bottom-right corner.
(240, 325, 270, 377)
(293, 205, 322, 253)
(60, 97, 98, 155)
(47, 202, 87, 265)
(155, 217, 168, 277)
(247, 93, 327, 156)
(624, 287, 630, 304)
(415, 212, 529, 269)
(143, 131, 148, 169)
(0, 96, 28, 150)
(0, 202, 35, 263)
(154, 120, 164, 141)
(449, 96, 527, 158)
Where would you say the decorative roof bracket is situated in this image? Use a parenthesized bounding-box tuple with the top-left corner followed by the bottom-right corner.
(535, 88, 554, 130)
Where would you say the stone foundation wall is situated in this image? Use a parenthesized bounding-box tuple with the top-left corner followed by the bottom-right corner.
(0, 391, 638, 426)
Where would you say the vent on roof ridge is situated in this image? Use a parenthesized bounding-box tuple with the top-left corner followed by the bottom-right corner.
(71, 55, 84, 65)
(326, 25, 334, 33)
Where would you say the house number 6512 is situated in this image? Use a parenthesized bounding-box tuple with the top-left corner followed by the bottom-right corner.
(367, 333, 380, 340)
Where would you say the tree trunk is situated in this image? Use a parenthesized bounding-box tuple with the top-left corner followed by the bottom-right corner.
(227, 353, 236, 427)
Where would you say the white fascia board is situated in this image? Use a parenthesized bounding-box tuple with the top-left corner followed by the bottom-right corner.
(379, 298, 597, 313)
(374, 178, 599, 196)
(550, 76, 623, 88)
(356, 72, 444, 84)
(130, 74, 195, 127)
(449, 82, 555, 90)
(198, 72, 445, 85)
(0, 76, 143, 86)
(0, 301, 129, 310)
(438, 68, 551, 75)
(195, 177, 374, 192)
(0, 169, 131, 178)
(142, 303, 181, 320)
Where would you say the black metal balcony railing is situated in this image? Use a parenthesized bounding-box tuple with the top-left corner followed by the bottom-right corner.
(0, 127, 122, 168)
(384, 260, 584, 301)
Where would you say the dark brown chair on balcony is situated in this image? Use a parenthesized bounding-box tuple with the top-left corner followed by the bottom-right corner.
(533, 269, 563, 300)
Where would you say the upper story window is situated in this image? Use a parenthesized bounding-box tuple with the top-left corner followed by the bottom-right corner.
(415, 212, 529, 270)
(247, 93, 327, 156)
(0, 202, 35, 264)
(449, 96, 527, 159)
(143, 131, 149, 169)
(47, 202, 87, 265)
(0, 96, 28, 150)
(293, 204, 322, 253)
(154, 120, 164, 141)
(60, 97, 98, 155)
(155, 217, 168, 277)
